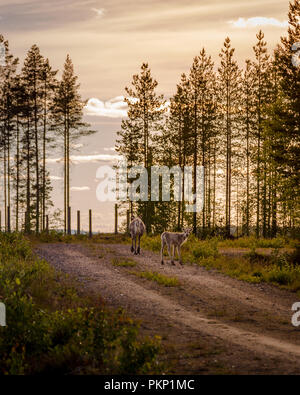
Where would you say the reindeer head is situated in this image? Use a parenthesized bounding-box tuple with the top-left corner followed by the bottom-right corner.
(183, 227, 192, 239)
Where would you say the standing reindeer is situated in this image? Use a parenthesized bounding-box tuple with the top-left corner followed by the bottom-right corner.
(129, 216, 146, 255)
(161, 228, 192, 265)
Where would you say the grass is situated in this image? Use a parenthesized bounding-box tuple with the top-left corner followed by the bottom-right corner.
(130, 270, 180, 287)
(112, 257, 137, 267)
(0, 232, 162, 375)
(34, 230, 300, 293)
(193, 249, 300, 292)
(217, 235, 299, 249)
(31, 230, 129, 245)
(134, 234, 300, 293)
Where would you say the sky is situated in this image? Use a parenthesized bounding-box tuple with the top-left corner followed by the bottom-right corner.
(0, 0, 291, 231)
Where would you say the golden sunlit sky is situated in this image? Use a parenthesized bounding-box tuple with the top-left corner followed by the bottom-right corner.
(0, 0, 291, 231)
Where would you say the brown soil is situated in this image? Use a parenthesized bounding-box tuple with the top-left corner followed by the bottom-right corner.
(35, 242, 300, 375)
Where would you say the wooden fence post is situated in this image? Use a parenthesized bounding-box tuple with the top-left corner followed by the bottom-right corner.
(77, 210, 80, 235)
(24, 211, 28, 234)
(126, 210, 130, 234)
(68, 206, 71, 235)
(7, 206, 10, 233)
(89, 209, 92, 238)
(115, 204, 118, 234)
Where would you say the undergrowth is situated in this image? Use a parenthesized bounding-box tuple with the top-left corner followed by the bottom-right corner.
(138, 234, 300, 292)
(130, 270, 180, 287)
(0, 232, 162, 375)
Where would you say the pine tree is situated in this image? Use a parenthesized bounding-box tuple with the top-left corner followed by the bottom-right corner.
(189, 49, 217, 235)
(21, 45, 45, 233)
(52, 55, 94, 234)
(118, 63, 165, 232)
(241, 59, 255, 235)
(167, 73, 193, 230)
(272, 0, 300, 233)
(252, 31, 270, 237)
(0, 35, 19, 230)
(40, 58, 58, 230)
(218, 37, 242, 237)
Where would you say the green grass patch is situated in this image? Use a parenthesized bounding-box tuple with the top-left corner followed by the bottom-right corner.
(193, 251, 300, 290)
(0, 232, 162, 375)
(112, 258, 137, 267)
(218, 236, 298, 249)
(134, 234, 300, 291)
(32, 231, 130, 245)
(130, 270, 180, 287)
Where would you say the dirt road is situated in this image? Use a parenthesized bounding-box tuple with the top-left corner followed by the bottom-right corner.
(36, 242, 300, 374)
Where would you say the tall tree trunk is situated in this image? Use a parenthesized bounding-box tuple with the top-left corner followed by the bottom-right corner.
(67, 120, 70, 234)
(26, 117, 31, 234)
(34, 77, 40, 234)
(3, 143, 7, 231)
(16, 116, 20, 231)
(64, 115, 67, 234)
(42, 80, 47, 231)
(213, 140, 216, 229)
(193, 95, 197, 235)
(246, 110, 250, 236)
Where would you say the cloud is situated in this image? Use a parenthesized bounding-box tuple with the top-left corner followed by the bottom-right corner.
(229, 17, 288, 28)
(46, 158, 63, 164)
(85, 96, 128, 118)
(91, 7, 105, 17)
(50, 175, 63, 180)
(71, 186, 90, 191)
(70, 154, 122, 163)
(46, 153, 121, 164)
(72, 143, 84, 149)
(85, 96, 169, 118)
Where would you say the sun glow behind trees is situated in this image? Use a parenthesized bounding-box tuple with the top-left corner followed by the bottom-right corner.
(116, 0, 300, 237)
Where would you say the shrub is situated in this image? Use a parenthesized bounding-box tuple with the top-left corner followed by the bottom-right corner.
(0, 232, 162, 375)
(112, 258, 137, 267)
(131, 270, 180, 287)
(190, 238, 219, 260)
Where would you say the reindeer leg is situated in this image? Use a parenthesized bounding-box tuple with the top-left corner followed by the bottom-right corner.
(131, 237, 134, 253)
(137, 235, 141, 254)
(134, 236, 137, 255)
(178, 247, 183, 265)
(171, 245, 175, 265)
(167, 244, 173, 265)
(161, 241, 165, 265)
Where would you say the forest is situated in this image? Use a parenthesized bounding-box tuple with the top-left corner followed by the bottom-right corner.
(0, 42, 93, 234)
(0, 0, 300, 378)
(116, 0, 300, 238)
(0, 0, 299, 240)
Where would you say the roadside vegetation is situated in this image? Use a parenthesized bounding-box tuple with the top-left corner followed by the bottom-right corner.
(136, 234, 300, 294)
(30, 231, 128, 245)
(33, 230, 300, 293)
(130, 270, 180, 287)
(0, 232, 162, 375)
(112, 257, 137, 267)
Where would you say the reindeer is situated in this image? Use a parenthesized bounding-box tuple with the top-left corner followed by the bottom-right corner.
(129, 216, 146, 255)
(161, 228, 192, 265)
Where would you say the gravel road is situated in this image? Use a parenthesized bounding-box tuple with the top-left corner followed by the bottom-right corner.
(36, 242, 300, 374)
